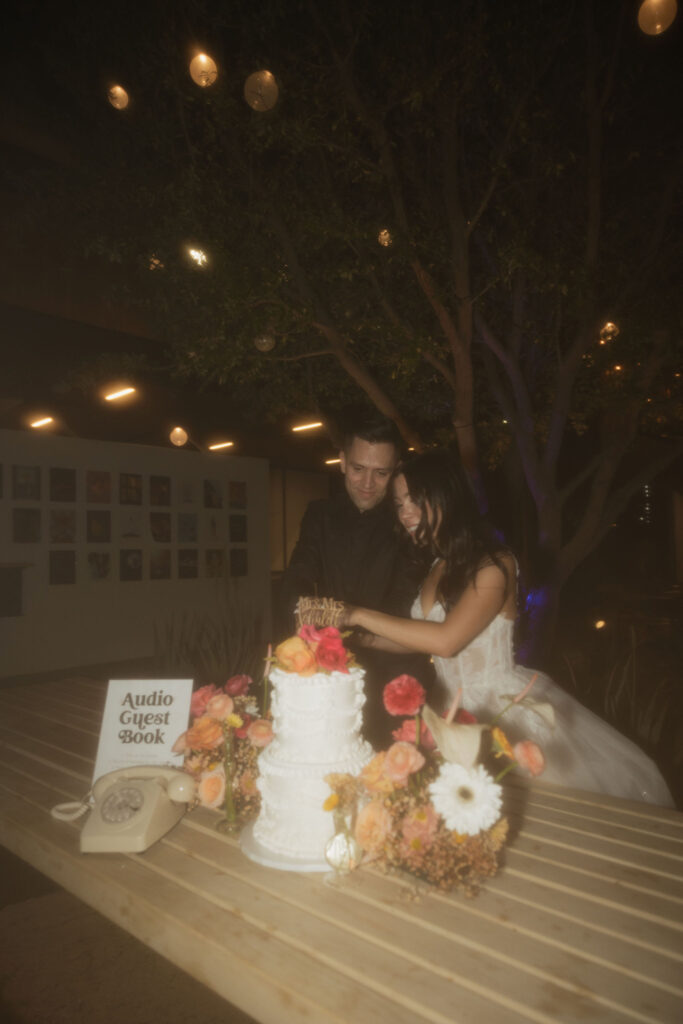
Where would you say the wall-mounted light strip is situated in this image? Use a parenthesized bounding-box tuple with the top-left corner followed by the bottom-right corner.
(30, 417, 54, 428)
(292, 421, 323, 432)
(105, 387, 136, 401)
(325, 458, 341, 465)
(208, 441, 234, 451)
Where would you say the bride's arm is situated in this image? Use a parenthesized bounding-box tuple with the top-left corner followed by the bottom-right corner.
(346, 563, 508, 658)
(354, 630, 415, 654)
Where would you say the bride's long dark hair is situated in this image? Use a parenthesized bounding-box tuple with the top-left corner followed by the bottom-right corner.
(399, 449, 509, 608)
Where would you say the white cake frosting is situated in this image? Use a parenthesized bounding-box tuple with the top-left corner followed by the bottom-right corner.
(248, 666, 373, 868)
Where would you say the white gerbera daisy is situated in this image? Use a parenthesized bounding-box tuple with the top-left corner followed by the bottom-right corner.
(428, 763, 502, 836)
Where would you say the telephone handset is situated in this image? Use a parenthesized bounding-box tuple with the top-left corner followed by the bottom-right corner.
(80, 766, 195, 854)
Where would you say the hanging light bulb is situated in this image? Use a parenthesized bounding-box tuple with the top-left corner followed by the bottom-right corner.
(378, 229, 393, 247)
(170, 426, 189, 447)
(599, 321, 619, 343)
(637, 0, 677, 35)
(189, 53, 218, 87)
(254, 332, 275, 352)
(107, 85, 129, 110)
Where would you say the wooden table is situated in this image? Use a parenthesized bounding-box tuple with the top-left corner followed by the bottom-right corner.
(1, 675, 682, 1024)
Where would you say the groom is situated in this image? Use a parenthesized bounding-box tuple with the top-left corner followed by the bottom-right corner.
(277, 412, 431, 745)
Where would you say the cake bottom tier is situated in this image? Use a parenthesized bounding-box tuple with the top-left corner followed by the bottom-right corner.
(242, 745, 372, 872)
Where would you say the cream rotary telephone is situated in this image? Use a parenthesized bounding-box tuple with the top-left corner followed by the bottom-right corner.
(79, 766, 195, 854)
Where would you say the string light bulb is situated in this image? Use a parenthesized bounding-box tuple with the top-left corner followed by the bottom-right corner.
(170, 426, 189, 447)
(254, 332, 275, 352)
(189, 53, 218, 87)
(107, 85, 129, 110)
(637, 0, 677, 35)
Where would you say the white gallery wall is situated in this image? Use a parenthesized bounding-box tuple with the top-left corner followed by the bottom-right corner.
(0, 429, 270, 676)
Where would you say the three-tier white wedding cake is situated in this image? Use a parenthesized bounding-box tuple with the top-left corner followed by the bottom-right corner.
(241, 665, 373, 871)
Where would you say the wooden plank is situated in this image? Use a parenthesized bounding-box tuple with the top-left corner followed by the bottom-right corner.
(0, 690, 103, 731)
(0, 727, 96, 778)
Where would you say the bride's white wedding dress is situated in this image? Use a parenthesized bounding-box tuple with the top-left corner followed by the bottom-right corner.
(412, 595, 674, 807)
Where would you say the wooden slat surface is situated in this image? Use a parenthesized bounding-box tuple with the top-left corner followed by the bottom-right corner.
(1, 678, 682, 1024)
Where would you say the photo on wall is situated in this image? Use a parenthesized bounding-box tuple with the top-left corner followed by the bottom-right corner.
(205, 548, 224, 577)
(180, 479, 195, 504)
(150, 475, 171, 506)
(87, 510, 111, 543)
(228, 480, 247, 509)
(87, 552, 111, 581)
(178, 548, 198, 579)
(49, 467, 76, 502)
(150, 512, 172, 543)
(49, 509, 76, 544)
(203, 479, 223, 509)
(178, 512, 198, 543)
(12, 465, 41, 501)
(12, 508, 41, 543)
(230, 548, 247, 577)
(49, 550, 76, 585)
(119, 472, 142, 505)
(86, 470, 111, 503)
(120, 548, 143, 582)
(229, 514, 247, 543)
(120, 509, 144, 539)
(150, 548, 171, 580)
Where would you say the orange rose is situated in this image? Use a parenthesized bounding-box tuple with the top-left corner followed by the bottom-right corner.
(354, 800, 392, 855)
(513, 740, 545, 777)
(247, 718, 274, 748)
(197, 768, 226, 809)
(383, 741, 425, 786)
(186, 715, 224, 751)
(205, 693, 235, 720)
(359, 752, 394, 794)
(274, 636, 318, 676)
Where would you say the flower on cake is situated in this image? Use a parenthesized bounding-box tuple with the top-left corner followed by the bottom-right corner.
(174, 675, 271, 826)
(273, 626, 355, 675)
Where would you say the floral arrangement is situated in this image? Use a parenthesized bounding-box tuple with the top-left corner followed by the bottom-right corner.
(272, 625, 356, 676)
(325, 674, 549, 896)
(173, 673, 273, 832)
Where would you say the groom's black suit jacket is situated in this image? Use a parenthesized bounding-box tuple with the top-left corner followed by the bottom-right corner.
(277, 489, 433, 745)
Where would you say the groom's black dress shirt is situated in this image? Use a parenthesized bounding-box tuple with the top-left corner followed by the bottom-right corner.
(277, 489, 433, 745)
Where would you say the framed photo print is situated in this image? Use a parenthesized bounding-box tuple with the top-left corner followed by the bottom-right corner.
(120, 548, 143, 582)
(87, 552, 111, 581)
(150, 549, 172, 580)
(178, 513, 198, 543)
(203, 479, 223, 509)
(12, 465, 41, 501)
(178, 548, 198, 579)
(49, 509, 76, 544)
(13, 508, 41, 543)
(229, 514, 247, 543)
(87, 510, 111, 543)
(150, 475, 171, 506)
(119, 472, 142, 505)
(49, 467, 76, 502)
(150, 512, 172, 543)
(86, 470, 111, 503)
(205, 548, 224, 577)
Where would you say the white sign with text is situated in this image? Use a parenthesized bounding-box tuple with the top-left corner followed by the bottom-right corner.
(92, 679, 194, 784)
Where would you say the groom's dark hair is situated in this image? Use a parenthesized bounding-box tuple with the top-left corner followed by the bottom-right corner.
(342, 411, 402, 453)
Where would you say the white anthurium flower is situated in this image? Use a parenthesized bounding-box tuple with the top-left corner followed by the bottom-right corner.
(422, 704, 489, 769)
(500, 694, 556, 731)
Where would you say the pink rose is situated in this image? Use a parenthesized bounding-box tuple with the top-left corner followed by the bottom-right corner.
(383, 741, 425, 786)
(400, 803, 439, 862)
(185, 715, 224, 751)
(513, 740, 545, 777)
(247, 718, 273, 748)
(205, 693, 235, 720)
(354, 800, 392, 855)
(225, 674, 252, 696)
(197, 767, 226, 809)
(383, 675, 426, 716)
(298, 624, 322, 649)
(190, 684, 219, 719)
(391, 718, 436, 750)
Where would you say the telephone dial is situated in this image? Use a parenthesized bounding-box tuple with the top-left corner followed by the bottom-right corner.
(79, 766, 195, 854)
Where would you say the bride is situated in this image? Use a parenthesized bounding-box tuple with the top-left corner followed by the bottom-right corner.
(342, 450, 673, 807)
